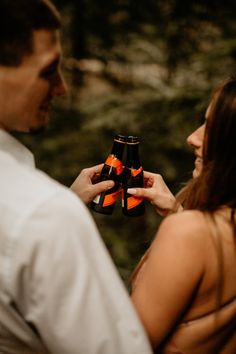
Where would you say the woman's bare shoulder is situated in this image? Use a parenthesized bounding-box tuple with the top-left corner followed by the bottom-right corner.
(154, 210, 209, 249)
(148, 210, 209, 280)
(160, 209, 207, 232)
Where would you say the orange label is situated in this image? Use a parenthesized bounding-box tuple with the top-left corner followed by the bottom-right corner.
(102, 190, 120, 207)
(131, 166, 143, 177)
(127, 196, 143, 210)
(105, 155, 123, 175)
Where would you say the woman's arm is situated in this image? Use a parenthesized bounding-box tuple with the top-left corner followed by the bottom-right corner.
(131, 211, 205, 348)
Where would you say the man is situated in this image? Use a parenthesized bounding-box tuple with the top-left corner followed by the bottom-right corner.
(0, 1, 152, 353)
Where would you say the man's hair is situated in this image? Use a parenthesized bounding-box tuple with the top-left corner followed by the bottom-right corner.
(0, 0, 61, 66)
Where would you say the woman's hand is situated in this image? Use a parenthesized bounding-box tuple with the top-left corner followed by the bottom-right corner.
(70, 164, 114, 204)
(127, 171, 183, 216)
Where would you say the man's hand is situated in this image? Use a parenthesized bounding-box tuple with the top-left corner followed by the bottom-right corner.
(70, 164, 114, 205)
(127, 171, 183, 216)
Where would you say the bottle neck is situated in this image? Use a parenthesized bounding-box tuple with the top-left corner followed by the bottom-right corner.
(125, 143, 141, 168)
(111, 140, 125, 161)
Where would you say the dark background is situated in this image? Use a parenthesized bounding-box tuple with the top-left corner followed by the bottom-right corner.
(18, 0, 236, 284)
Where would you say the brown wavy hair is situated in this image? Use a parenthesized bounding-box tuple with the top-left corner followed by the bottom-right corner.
(176, 77, 236, 311)
(178, 76, 236, 211)
(131, 78, 236, 308)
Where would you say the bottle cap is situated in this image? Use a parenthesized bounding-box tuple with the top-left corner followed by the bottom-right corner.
(114, 134, 126, 143)
(126, 135, 140, 144)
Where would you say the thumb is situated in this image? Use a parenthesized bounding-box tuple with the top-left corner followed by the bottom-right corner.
(92, 180, 115, 196)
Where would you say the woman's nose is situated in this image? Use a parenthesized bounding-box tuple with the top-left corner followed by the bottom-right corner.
(187, 125, 204, 148)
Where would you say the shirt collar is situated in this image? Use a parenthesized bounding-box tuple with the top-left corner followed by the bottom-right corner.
(0, 129, 35, 168)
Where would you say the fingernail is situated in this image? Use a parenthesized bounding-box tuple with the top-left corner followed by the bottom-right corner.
(127, 188, 137, 195)
(107, 181, 114, 189)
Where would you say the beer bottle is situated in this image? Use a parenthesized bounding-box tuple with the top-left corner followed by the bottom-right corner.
(122, 136, 145, 216)
(91, 134, 126, 215)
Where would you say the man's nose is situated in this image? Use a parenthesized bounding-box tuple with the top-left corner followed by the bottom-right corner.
(52, 73, 67, 97)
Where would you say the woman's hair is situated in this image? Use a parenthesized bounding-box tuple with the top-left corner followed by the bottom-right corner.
(131, 79, 236, 310)
(176, 77, 236, 312)
(0, 0, 61, 67)
(178, 76, 236, 211)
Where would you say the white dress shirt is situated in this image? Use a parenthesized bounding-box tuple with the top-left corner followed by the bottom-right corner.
(0, 130, 152, 354)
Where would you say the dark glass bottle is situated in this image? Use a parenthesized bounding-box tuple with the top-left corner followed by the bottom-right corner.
(122, 136, 145, 217)
(91, 134, 126, 215)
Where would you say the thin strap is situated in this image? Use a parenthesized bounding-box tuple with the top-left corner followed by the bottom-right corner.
(157, 342, 185, 354)
(180, 296, 236, 326)
(230, 209, 236, 244)
(204, 213, 224, 320)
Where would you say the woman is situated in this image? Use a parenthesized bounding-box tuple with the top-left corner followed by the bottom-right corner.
(128, 77, 236, 353)
(72, 78, 236, 353)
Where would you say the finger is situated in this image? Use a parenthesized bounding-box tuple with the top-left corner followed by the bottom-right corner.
(92, 163, 104, 172)
(155, 208, 170, 217)
(91, 180, 115, 196)
(91, 173, 101, 184)
(83, 164, 104, 178)
(143, 170, 155, 179)
(144, 179, 154, 188)
(127, 187, 152, 201)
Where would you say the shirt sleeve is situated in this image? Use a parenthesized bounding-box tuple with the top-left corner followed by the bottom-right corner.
(8, 190, 151, 354)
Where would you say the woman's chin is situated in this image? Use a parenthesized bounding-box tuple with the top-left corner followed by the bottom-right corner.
(192, 168, 201, 178)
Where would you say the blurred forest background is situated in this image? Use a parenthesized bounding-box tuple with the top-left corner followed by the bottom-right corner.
(18, 0, 236, 284)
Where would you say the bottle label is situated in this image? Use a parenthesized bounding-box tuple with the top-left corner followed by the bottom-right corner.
(130, 166, 143, 177)
(93, 190, 120, 207)
(121, 189, 125, 207)
(122, 189, 143, 210)
(93, 194, 101, 204)
(122, 166, 144, 210)
(105, 155, 124, 175)
(102, 190, 120, 207)
(127, 195, 143, 209)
